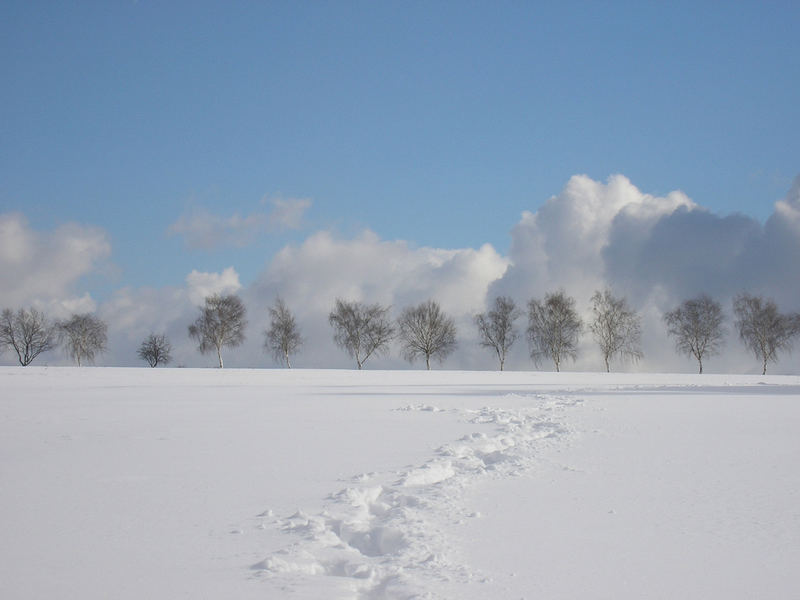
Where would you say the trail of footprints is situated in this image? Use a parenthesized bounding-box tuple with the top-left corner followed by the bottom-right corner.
(250, 394, 581, 599)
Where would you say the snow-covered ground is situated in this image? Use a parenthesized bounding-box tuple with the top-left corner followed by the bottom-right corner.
(2, 367, 799, 599)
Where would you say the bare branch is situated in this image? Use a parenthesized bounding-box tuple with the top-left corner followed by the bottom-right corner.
(137, 333, 172, 367)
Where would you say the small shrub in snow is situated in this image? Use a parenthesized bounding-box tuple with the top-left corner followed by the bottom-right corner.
(137, 333, 172, 368)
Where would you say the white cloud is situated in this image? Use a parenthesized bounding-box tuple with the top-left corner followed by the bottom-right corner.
(266, 197, 312, 230)
(491, 174, 695, 303)
(252, 230, 507, 313)
(168, 209, 266, 249)
(0, 213, 110, 316)
(185, 266, 242, 305)
(168, 197, 312, 250)
(772, 175, 800, 234)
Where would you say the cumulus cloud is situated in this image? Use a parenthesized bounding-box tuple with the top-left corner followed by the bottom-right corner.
(599, 175, 800, 313)
(252, 230, 506, 313)
(185, 266, 242, 305)
(0, 213, 110, 316)
(168, 197, 312, 250)
(491, 174, 696, 303)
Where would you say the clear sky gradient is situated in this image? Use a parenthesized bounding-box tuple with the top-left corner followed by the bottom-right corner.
(1, 2, 799, 371)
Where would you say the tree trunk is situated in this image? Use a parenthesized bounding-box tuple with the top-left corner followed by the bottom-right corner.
(285, 351, 291, 369)
(426, 355, 431, 370)
(499, 357, 504, 371)
(698, 358, 703, 374)
(604, 356, 610, 373)
(217, 346, 223, 369)
(762, 357, 767, 376)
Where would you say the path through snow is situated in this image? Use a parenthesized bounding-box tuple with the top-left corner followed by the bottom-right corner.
(250, 394, 582, 598)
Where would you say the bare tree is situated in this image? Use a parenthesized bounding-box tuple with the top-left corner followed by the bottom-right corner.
(733, 293, 800, 375)
(589, 289, 643, 372)
(57, 313, 108, 366)
(329, 298, 395, 369)
(397, 300, 457, 369)
(527, 290, 582, 372)
(663, 294, 725, 374)
(264, 297, 302, 368)
(137, 333, 172, 367)
(188, 294, 247, 368)
(0, 307, 57, 366)
(475, 296, 520, 371)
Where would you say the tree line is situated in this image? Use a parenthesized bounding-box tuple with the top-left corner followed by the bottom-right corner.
(1, 291, 798, 374)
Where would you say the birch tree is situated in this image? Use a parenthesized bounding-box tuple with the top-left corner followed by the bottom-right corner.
(264, 297, 302, 368)
(329, 299, 394, 369)
(589, 289, 643, 372)
(733, 293, 800, 375)
(475, 296, 520, 371)
(527, 290, 582, 372)
(57, 313, 108, 366)
(0, 307, 57, 366)
(397, 300, 456, 369)
(664, 294, 724, 374)
(188, 294, 247, 368)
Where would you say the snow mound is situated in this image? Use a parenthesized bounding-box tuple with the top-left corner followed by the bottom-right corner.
(395, 404, 445, 412)
(401, 460, 455, 486)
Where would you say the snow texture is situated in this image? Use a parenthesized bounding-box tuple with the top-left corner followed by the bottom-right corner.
(251, 396, 577, 598)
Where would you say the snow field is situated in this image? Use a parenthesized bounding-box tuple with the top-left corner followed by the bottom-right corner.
(2, 367, 799, 599)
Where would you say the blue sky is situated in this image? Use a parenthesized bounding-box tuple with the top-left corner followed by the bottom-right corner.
(3, 1, 798, 289)
(1, 2, 800, 371)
